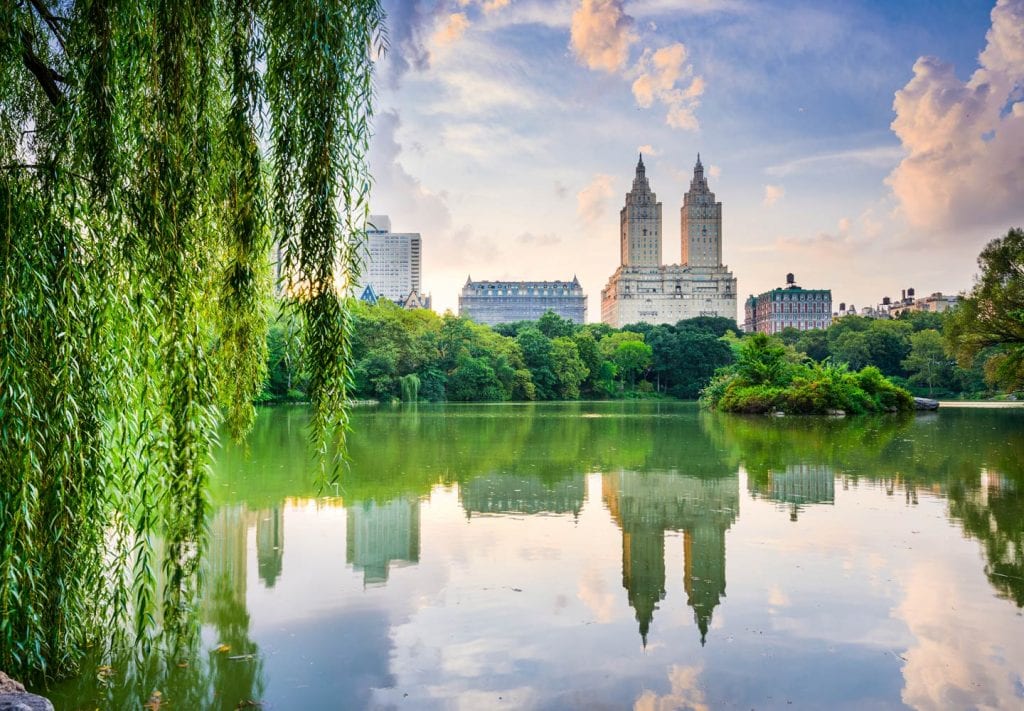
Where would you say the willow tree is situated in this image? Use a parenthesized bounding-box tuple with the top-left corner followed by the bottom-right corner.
(0, 0, 385, 681)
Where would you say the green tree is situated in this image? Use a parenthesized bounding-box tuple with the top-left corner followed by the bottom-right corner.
(0, 0, 384, 680)
(864, 320, 913, 376)
(551, 337, 589, 399)
(599, 330, 645, 359)
(676, 316, 737, 337)
(831, 330, 872, 370)
(517, 327, 557, 400)
(572, 329, 605, 396)
(902, 329, 953, 395)
(448, 354, 504, 401)
(794, 329, 829, 362)
(613, 340, 653, 388)
(946, 228, 1024, 393)
(537, 310, 577, 338)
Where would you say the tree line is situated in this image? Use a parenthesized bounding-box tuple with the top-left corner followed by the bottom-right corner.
(260, 300, 985, 405)
(264, 226, 1024, 405)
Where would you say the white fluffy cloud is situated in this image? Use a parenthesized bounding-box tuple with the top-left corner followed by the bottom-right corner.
(887, 0, 1024, 232)
(578, 173, 615, 224)
(570, 1, 706, 130)
(570, 0, 638, 72)
(637, 143, 659, 155)
(763, 184, 785, 207)
(433, 12, 471, 46)
(631, 43, 704, 130)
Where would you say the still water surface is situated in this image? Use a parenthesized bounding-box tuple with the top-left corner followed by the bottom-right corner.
(52, 402, 1024, 709)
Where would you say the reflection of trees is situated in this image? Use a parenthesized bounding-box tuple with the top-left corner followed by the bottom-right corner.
(947, 470, 1024, 606)
(708, 408, 1024, 607)
(48, 506, 267, 709)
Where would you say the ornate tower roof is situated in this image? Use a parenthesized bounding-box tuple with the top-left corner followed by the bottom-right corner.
(632, 153, 650, 191)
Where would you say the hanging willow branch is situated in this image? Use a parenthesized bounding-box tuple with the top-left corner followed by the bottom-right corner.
(0, 0, 385, 682)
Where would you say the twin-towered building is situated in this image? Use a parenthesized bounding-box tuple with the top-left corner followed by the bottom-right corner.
(601, 155, 738, 327)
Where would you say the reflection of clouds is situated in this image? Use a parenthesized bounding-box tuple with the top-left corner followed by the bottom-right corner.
(898, 560, 1024, 711)
(768, 584, 789, 608)
(578, 565, 620, 624)
(634, 664, 709, 711)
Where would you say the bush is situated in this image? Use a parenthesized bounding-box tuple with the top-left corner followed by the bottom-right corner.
(702, 335, 914, 414)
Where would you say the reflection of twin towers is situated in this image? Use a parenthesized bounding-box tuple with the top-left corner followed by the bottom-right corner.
(207, 465, 834, 644)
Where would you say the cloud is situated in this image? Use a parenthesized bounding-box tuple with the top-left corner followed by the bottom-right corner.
(578, 173, 615, 224)
(765, 145, 905, 177)
(370, 110, 453, 235)
(634, 664, 710, 711)
(570, 0, 638, 73)
(381, 0, 437, 88)
(886, 0, 1024, 232)
(763, 184, 785, 207)
(637, 144, 659, 156)
(708, 164, 721, 178)
(433, 12, 471, 46)
(632, 43, 704, 130)
(460, 0, 511, 12)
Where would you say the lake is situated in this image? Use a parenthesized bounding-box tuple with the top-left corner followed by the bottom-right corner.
(50, 402, 1024, 710)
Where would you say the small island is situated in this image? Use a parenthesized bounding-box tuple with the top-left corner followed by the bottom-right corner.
(700, 333, 914, 415)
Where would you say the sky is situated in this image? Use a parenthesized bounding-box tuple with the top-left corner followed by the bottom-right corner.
(368, 0, 1024, 319)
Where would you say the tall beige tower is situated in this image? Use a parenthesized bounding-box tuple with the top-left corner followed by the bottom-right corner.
(620, 155, 662, 267)
(680, 154, 722, 268)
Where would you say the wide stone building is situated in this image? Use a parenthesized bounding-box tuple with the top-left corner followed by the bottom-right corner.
(601, 155, 737, 327)
(458, 277, 586, 326)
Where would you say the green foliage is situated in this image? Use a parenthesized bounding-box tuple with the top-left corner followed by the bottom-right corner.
(702, 334, 913, 415)
(399, 373, 421, 403)
(551, 337, 589, 399)
(612, 340, 653, 388)
(903, 329, 953, 396)
(0, 0, 384, 682)
(946, 228, 1024, 394)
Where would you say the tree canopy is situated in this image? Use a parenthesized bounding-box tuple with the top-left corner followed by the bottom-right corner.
(946, 228, 1024, 394)
(1, 0, 384, 680)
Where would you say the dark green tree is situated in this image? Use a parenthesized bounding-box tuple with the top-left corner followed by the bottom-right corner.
(946, 228, 1024, 393)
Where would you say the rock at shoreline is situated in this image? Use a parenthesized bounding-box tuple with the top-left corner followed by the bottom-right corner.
(0, 673, 54, 711)
(0, 675, 22, 695)
(913, 397, 940, 410)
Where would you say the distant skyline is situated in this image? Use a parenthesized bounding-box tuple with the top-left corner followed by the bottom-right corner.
(368, 0, 1024, 319)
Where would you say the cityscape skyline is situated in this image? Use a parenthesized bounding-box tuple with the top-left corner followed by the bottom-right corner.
(368, 0, 1024, 320)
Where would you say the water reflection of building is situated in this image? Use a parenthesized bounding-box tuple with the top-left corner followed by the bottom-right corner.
(346, 497, 421, 586)
(603, 470, 738, 645)
(256, 506, 285, 587)
(747, 464, 834, 521)
(459, 474, 585, 518)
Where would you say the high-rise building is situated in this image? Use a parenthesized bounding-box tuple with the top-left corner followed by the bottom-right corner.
(743, 273, 832, 334)
(458, 277, 587, 326)
(356, 215, 425, 306)
(601, 155, 737, 327)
